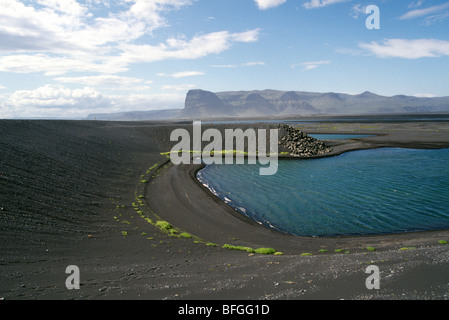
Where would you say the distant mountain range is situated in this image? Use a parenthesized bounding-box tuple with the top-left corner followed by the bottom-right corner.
(86, 89, 449, 120)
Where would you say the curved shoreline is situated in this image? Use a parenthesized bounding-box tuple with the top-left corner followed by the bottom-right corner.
(3, 119, 449, 299)
(195, 150, 449, 238)
(147, 131, 449, 254)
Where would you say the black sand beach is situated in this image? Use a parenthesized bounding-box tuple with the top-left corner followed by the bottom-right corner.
(1, 118, 449, 300)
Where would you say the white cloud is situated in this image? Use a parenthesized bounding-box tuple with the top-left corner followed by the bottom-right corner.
(0, 1, 264, 118)
(118, 29, 260, 64)
(230, 29, 260, 42)
(254, 0, 286, 10)
(0, 53, 128, 75)
(0, 0, 150, 53)
(54, 75, 153, 91)
(0, 29, 259, 76)
(303, 0, 350, 9)
(291, 60, 330, 70)
(8, 84, 107, 109)
(351, 4, 366, 19)
(423, 11, 449, 26)
(0, 84, 184, 118)
(0, 1, 257, 77)
(209, 64, 237, 68)
(55, 75, 149, 86)
(413, 93, 436, 98)
(242, 61, 266, 66)
(36, 0, 90, 16)
(208, 61, 265, 69)
(408, 1, 424, 9)
(157, 71, 205, 78)
(400, 1, 449, 19)
(0, 0, 88, 52)
(162, 84, 197, 91)
(359, 38, 449, 59)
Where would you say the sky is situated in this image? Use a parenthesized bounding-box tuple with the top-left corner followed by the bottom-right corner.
(1, 0, 449, 118)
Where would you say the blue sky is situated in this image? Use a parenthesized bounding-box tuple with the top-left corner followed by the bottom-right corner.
(1, 0, 449, 118)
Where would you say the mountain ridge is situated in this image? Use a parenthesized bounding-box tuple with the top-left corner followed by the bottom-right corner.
(87, 89, 449, 120)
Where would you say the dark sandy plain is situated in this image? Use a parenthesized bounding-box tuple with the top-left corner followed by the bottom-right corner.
(1, 116, 449, 301)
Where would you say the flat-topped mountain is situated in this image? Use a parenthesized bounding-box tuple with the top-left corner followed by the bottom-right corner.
(87, 89, 449, 120)
(180, 89, 449, 118)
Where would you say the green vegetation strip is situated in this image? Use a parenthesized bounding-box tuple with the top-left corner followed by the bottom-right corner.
(129, 159, 282, 255)
(222, 244, 283, 255)
(160, 150, 280, 156)
(125, 159, 449, 256)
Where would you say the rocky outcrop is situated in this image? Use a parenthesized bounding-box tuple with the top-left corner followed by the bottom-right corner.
(278, 124, 332, 157)
(183, 89, 322, 118)
(182, 89, 232, 118)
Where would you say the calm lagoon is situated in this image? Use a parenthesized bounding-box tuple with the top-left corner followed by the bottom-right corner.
(197, 148, 449, 237)
(308, 134, 374, 140)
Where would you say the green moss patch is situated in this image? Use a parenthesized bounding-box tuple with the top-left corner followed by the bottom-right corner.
(223, 244, 255, 253)
(180, 232, 193, 238)
(206, 242, 218, 247)
(399, 246, 415, 251)
(222, 244, 280, 255)
(155, 220, 172, 231)
(254, 247, 276, 255)
(335, 248, 350, 254)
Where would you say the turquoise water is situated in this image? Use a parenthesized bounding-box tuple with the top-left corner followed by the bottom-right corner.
(309, 134, 374, 140)
(197, 148, 449, 237)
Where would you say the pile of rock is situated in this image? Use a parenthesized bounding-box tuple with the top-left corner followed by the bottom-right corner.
(277, 124, 332, 157)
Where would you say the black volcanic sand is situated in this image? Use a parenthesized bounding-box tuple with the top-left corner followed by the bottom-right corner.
(1, 119, 449, 300)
